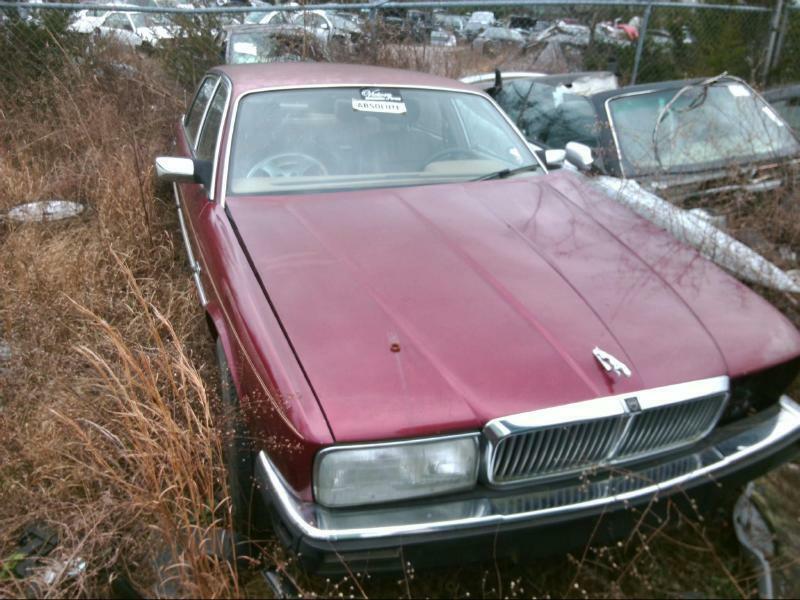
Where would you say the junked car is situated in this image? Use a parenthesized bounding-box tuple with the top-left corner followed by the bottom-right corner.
(533, 19, 591, 47)
(430, 28, 457, 47)
(471, 26, 526, 56)
(68, 8, 174, 47)
(290, 9, 361, 47)
(764, 84, 800, 133)
(464, 10, 494, 39)
(482, 73, 800, 292)
(432, 13, 466, 39)
(241, 7, 294, 27)
(487, 75, 799, 203)
(463, 70, 619, 148)
(155, 63, 800, 573)
(587, 77, 800, 201)
(221, 23, 328, 64)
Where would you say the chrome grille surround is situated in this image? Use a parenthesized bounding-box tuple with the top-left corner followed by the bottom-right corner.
(484, 376, 729, 487)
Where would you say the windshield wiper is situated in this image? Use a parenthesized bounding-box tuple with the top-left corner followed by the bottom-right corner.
(474, 163, 540, 181)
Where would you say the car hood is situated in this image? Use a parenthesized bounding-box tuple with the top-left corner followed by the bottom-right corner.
(227, 170, 800, 442)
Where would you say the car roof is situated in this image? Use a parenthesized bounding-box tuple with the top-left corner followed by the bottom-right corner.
(461, 70, 615, 92)
(223, 23, 306, 35)
(211, 62, 480, 96)
(590, 75, 743, 103)
(764, 84, 800, 101)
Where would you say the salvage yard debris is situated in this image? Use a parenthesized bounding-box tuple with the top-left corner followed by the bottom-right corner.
(4, 200, 85, 223)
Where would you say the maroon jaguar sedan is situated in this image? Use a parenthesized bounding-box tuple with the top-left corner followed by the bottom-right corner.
(156, 63, 800, 573)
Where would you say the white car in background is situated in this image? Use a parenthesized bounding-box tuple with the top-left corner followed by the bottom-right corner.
(242, 3, 296, 27)
(68, 9, 175, 47)
(290, 9, 361, 46)
(465, 10, 494, 38)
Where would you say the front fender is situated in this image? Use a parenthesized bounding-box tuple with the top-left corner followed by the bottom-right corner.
(207, 303, 244, 396)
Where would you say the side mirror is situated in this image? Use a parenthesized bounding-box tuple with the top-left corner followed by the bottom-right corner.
(564, 142, 594, 172)
(155, 156, 196, 183)
(544, 149, 566, 168)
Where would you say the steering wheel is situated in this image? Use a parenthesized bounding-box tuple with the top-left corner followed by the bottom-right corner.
(424, 147, 482, 166)
(246, 153, 328, 178)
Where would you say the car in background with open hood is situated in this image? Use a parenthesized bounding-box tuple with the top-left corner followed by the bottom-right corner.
(485, 74, 800, 205)
(475, 73, 800, 294)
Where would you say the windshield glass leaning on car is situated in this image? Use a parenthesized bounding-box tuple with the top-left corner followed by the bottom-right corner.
(227, 87, 539, 194)
(608, 82, 800, 176)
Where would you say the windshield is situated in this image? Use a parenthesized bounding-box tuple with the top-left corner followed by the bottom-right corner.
(227, 87, 539, 195)
(228, 30, 323, 64)
(130, 12, 166, 28)
(608, 82, 800, 176)
(494, 80, 600, 148)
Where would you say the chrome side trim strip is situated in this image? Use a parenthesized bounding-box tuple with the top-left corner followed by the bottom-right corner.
(172, 183, 208, 307)
(255, 396, 800, 543)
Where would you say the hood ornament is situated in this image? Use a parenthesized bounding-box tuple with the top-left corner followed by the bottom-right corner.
(593, 347, 632, 378)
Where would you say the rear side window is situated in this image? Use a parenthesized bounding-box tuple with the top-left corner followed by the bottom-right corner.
(195, 85, 228, 162)
(184, 77, 217, 146)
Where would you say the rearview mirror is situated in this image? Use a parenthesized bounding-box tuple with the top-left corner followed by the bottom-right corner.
(155, 156, 196, 183)
(564, 142, 594, 172)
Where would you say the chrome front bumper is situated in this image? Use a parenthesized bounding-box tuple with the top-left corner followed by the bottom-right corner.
(255, 396, 800, 544)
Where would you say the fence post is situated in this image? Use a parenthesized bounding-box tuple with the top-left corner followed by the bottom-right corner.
(764, 0, 785, 86)
(630, 3, 652, 85)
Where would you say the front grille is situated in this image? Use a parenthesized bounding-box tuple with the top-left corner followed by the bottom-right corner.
(489, 391, 726, 485)
(492, 416, 626, 482)
(490, 454, 702, 513)
(615, 395, 723, 459)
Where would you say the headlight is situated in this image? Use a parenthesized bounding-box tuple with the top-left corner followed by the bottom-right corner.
(722, 357, 800, 424)
(314, 435, 480, 508)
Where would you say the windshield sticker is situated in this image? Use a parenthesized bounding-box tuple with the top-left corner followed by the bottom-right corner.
(232, 41, 258, 56)
(727, 83, 751, 98)
(352, 88, 407, 114)
(762, 105, 785, 126)
(552, 86, 565, 108)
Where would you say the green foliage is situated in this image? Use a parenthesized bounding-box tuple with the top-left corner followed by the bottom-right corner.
(0, 9, 85, 91)
(769, 10, 800, 84)
(155, 13, 225, 89)
(591, 7, 773, 84)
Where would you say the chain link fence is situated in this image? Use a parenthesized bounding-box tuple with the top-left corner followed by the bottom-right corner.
(0, 0, 795, 98)
(771, 5, 800, 85)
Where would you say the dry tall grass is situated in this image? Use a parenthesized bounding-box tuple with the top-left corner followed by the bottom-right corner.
(0, 46, 240, 597)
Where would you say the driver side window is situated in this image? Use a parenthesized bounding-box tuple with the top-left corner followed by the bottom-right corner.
(196, 85, 227, 162)
(184, 77, 217, 147)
